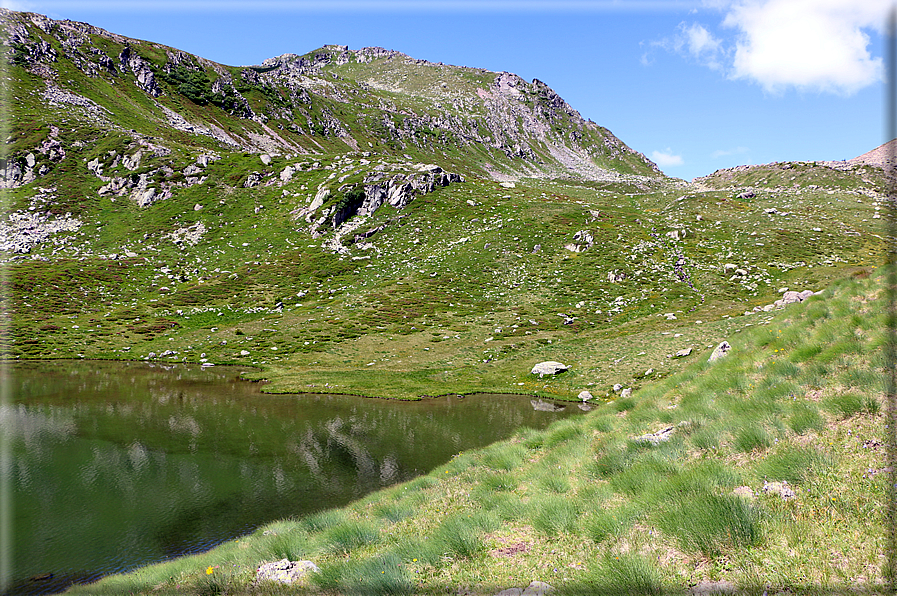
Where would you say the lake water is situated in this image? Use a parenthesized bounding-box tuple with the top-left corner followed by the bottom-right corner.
(4, 360, 584, 595)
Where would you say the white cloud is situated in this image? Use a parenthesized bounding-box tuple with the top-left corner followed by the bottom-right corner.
(645, 21, 725, 70)
(650, 149, 685, 167)
(721, 0, 888, 94)
(711, 146, 749, 158)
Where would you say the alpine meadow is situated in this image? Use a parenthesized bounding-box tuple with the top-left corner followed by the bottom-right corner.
(1, 7, 893, 595)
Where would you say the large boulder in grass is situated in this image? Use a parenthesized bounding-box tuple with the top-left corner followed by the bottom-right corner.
(708, 341, 731, 363)
(530, 361, 568, 376)
(256, 559, 319, 585)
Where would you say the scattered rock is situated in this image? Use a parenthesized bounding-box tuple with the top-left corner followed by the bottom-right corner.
(167, 222, 207, 246)
(770, 288, 817, 310)
(612, 383, 623, 392)
(690, 579, 736, 594)
(530, 361, 568, 376)
(763, 480, 795, 500)
(607, 270, 626, 283)
(564, 230, 593, 253)
(494, 580, 554, 596)
(256, 559, 319, 585)
(708, 341, 731, 363)
(633, 426, 674, 445)
(577, 390, 593, 401)
(674, 347, 692, 358)
(260, 154, 272, 165)
(620, 388, 632, 398)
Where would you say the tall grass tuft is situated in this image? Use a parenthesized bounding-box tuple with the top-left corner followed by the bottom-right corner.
(299, 508, 347, 533)
(477, 471, 517, 492)
(372, 502, 414, 523)
(482, 443, 527, 471)
(530, 495, 581, 536)
(542, 419, 585, 447)
(825, 392, 866, 419)
(339, 554, 413, 596)
(733, 424, 772, 452)
(314, 554, 412, 596)
(569, 553, 664, 596)
(323, 520, 380, 554)
(583, 506, 638, 544)
(657, 493, 762, 556)
(755, 446, 830, 485)
(431, 513, 495, 559)
(787, 403, 824, 435)
(539, 474, 571, 494)
(256, 529, 310, 561)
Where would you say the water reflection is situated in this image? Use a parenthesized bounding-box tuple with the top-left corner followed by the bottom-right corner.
(6, 361, 583, 595)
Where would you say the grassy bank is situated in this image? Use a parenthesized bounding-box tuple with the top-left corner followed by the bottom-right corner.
(67, 268, 890, 595)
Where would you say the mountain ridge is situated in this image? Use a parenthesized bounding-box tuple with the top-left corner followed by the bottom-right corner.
(0, 8, 660, 186)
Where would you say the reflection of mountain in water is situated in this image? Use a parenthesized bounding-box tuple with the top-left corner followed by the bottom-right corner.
(9, 361, 581, 594)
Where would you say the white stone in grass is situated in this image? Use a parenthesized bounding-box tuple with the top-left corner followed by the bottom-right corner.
(675, 347, 693, 358)
(763, 480, 795, 500)
(256, 559, 319, 585)
(620, 388, 632, 398)
(530, 361, 568, 376)
(633, 426, 674, 445)
(708, 341, 731, 363)
(577, 390, 593, 402)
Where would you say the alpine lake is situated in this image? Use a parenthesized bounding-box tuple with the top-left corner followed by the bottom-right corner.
(5, 360, 586, 595)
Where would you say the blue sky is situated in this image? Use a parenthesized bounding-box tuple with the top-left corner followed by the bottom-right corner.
(4, 0, 891, 180)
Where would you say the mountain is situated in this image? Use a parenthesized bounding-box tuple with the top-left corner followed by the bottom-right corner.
(0, 8, 888, 402)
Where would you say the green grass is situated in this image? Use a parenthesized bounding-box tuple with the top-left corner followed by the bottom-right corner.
(6, 10, 895, 593)
(65, 268, 891, 595)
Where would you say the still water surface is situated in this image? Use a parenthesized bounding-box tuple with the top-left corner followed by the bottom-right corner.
(7, 360, 584, 594)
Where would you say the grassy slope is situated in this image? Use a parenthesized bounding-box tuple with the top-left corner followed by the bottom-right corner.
(66, 268, 889, 595)
(3, 12, 887, 403)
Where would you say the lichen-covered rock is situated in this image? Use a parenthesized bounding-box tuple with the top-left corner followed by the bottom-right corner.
(708, 341, 731, 363)
(256, 559, 319, 585)
(633, 426, 674, 445)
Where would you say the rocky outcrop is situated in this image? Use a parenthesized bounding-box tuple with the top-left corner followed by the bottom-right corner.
(119, 45, 162, 97)
(357, 165, 463, 215)
(298, 163, 464, 241)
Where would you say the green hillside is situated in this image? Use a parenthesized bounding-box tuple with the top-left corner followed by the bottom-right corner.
(67, 269, 890, 595)
(1, 7, 893, 594)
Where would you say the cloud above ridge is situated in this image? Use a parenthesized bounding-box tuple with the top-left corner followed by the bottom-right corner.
(650, 149, 685, 167)
(723, 0, 887, 94)
(649, 0, 889, 95)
